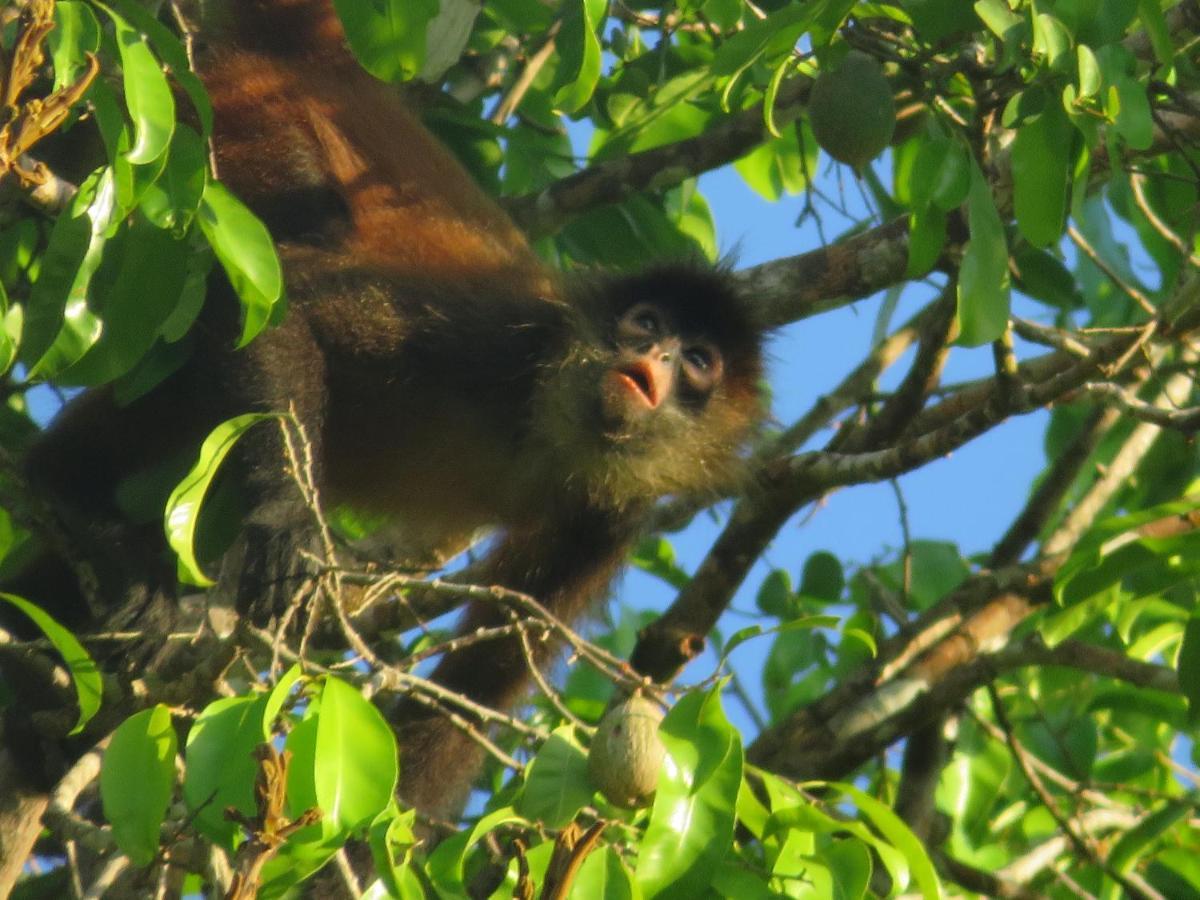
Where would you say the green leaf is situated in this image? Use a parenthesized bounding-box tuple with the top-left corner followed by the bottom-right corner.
(974, 0, 1022, 38)
(956, 163, 1010, 346)
(310, 676, 398, 834)
(710, 5, 812, 75)
(427, 807, 527, 893)
(1108, 799, 1194, 873)
(1012, 244, 1082, 308)
(572, 847, 637, 899)
(197, 181, 284, 347)
(1110, 75, 1153, 150)
(755, 569, 795, 617)
(516, 726, 592, 828)
(1177, 617, 1200, 715)
(830, 783, 941, 898)
(826, 838, 872, 899)
(906, 205, 946, 279)
(1077, 45, 1102, 99)
(367, 807, 423, 900)
(165, 413, 277, 586)
(332, 0, 439, 83)
(800, 551, 844, 602)
(905, 0, 980, 41)
(734, 125, 814, 201)
(184, 694, 270, 846)
(1032, 13, 1071, 70)
(263, 664, 305, 737)
(100, 705, 177, 867)
(637, 687, 742, 898)
(140, 126, 208, 232)
(553, 0, 604, 113)
(106, 0, 212, 137)
(1054, 495, 1200, 606)
(1013, 103, 1073, 248)
(631, 536, 690, 589)
(61, 219, 190, 386)
(0, 594, 101, 735)
(94, 2, 175, 165)
(23, 169, 117, 375)
(1137, 0, 1174, 66)
(49, 2, 101, 90)
(910, 136, 970, 213)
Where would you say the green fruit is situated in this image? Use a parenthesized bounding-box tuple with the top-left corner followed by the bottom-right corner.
(808, 50, 896, 169)
(587, 695, 666, 808)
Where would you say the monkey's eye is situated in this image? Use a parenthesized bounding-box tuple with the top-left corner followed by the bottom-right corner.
(682, 342, 723, 393)
(623, 304, 662, 337)
(684, 346, 713, 372)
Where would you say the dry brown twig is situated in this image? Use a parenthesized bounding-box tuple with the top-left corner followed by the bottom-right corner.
(0, 0, 98, 187)
(223, 744, 321, 900)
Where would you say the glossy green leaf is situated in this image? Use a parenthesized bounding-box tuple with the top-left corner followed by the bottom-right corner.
(974, 0, 1022, 38)
(368, 806, 423, 900)
(94, 2, 174, 165)
(263, 664, 305, 737)
(553, 0, 603, 113)
(0, 593, 102, 735)
(140, 126, 208, 232)
(572, 847, 636, 899)
(830, 783, 941, 898)
(23, 169, 117, 375)
(100, 705, 177, 867)
(311, 676, 398, 833)
(910, 136, 970, 213)
(427, 807, 527, 893)
(1077, 45, 1102, 99)
(184, 694, 270, 846)
(332, 0, 438, 83)
(107, 0, 213, 136)
(637, 687, 742, 898)
(49, 2, 101, 90)
(711, 5, 812, 75)
(907, 205, 947, 279)
(165, 413, 277, 587)
(516, 726, 591, 828)
(1013, 103, 1072, 248)
(197, 181, 284, 347)
(1032, 13, 1071, 70)
(734, 125, 814, 202)
(1054, 496, 1200, 605)
(956, 164, 1010, 346)
(61, 219, 190, 386)
(1109, 799, 1194, 873)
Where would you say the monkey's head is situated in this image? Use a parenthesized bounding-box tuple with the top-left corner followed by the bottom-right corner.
(532, 265, 765, 509)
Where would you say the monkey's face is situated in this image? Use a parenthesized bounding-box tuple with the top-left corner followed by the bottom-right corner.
(530, 267, 765, 510)
(598, 302, 724, 431)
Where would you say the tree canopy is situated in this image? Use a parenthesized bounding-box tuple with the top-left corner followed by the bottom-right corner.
(1, 0, 1200, 897)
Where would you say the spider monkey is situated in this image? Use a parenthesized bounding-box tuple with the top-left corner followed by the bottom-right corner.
(10, 0, 765, 818)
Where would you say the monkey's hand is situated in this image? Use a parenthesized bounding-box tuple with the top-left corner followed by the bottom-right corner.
(215, 521, 333, 628)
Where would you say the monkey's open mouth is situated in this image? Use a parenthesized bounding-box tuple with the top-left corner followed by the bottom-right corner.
(614, 363, 659, 408)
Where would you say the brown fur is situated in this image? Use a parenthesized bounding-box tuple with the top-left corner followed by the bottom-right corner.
(13, 0, 765, 819)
